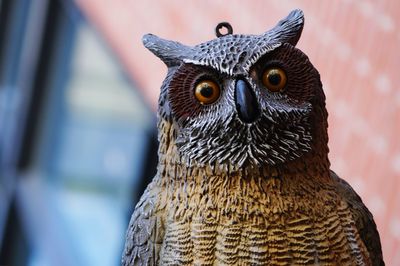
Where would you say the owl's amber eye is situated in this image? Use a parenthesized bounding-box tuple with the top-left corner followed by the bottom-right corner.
(194, 80, 220, 105)
(262, 67, 287, 92)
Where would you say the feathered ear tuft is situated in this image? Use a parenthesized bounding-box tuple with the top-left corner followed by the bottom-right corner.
(267, 9, 304, 46)
(142, 34, 193, 67)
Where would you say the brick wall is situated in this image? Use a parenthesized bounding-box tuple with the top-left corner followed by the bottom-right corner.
(76, 0, 400, 263)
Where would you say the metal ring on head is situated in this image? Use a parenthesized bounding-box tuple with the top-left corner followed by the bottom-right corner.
(215, 22, 233, 37)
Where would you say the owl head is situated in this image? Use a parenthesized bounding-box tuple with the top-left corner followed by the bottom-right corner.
(144, 9, 328, 171)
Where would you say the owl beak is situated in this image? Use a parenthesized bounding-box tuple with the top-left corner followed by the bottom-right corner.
(235, 79, 260, 123)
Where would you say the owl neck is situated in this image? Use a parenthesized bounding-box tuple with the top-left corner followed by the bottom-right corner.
(156, 116, 331, 181)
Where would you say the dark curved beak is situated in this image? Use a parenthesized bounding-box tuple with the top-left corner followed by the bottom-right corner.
(235, 79, 260, 123)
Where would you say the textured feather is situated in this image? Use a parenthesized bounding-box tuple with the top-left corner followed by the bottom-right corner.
(123, 118, 383, 265)
(122, 177, 167, 266)
(331, 171, 385, 266)
(128, 165, 378, 265)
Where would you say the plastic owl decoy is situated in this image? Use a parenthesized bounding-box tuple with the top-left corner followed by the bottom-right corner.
(122, 10, 384, 265)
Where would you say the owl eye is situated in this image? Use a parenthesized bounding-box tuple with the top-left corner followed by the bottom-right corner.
(262, 67, 287, 92)
(194, 80, 220, 105)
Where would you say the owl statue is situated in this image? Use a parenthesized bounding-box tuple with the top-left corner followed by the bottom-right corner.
(122, 9, 384, 265)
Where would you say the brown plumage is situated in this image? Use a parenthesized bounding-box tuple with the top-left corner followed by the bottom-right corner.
(122, 9, 384, 265)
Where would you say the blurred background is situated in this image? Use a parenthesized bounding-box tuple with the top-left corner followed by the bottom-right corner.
(0, 0, 398, 265)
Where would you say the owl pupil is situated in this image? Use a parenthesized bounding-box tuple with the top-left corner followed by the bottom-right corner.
(200, 86, 213, 98)
(268, 74, 281, 85)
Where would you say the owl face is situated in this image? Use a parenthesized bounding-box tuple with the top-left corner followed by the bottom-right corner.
(144, 10, 326, 169)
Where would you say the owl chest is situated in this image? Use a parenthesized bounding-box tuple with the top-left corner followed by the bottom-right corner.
(158, 177, 371, 265)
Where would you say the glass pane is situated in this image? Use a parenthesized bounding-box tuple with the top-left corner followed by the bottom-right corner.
(27, 12, 154, 266)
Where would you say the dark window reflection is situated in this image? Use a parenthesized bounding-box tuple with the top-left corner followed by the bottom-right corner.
(0, 1, 156, 265)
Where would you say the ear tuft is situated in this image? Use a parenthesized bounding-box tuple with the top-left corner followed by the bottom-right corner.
(268, 9, 304, 46)
(142, 34, 193, 67)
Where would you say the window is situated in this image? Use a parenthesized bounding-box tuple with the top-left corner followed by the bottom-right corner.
(0, 1, 156, 265)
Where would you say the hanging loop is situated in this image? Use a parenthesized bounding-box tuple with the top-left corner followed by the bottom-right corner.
(215, 22, 233, 37)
